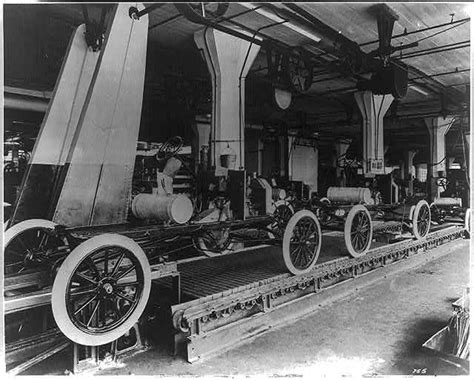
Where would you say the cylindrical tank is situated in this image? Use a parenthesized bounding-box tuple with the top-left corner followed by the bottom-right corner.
(432, 197, 462, 207)
(272, 188, 287, 201)
(132, 193, 193, 224)
(220, 146, 236, 169)
(327, 187, 373, 204)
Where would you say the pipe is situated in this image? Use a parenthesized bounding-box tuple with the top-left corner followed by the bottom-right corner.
(360, 17, 470, 47)
(4, 93, 49, 113)
(400, 40, 470, 60)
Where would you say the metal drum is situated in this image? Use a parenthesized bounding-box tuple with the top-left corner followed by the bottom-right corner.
(432, 197, 462, 207)
(327, 187, 373, 204)
(132, 193, 193, 224)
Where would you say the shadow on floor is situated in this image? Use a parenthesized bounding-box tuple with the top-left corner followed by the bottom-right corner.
(383, 318, 467, 376)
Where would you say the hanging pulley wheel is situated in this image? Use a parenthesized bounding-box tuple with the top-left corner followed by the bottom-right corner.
(175, 2, 229, 24)
(287, 48, 313, 93)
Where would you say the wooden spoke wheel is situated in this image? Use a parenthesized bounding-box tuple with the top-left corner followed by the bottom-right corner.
(282, 210, 322, 275)
(52, 234, 151, 346)
(412, 200, 431, 240)
(344, 205, 373, 257)
(3, 219, 66, 275)
(268, 200, 294, 239)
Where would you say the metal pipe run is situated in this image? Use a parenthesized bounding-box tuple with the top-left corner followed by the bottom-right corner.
(400, 40, 470, 60)
(4, 93, 49, 113)
(410, 68, 470, 81)
(360, 17, 471, 47)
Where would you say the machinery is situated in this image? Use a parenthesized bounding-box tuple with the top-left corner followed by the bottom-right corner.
(4, 135, 320, 347)
(430, 197, 471, 234)
(294, 186, 432, 257)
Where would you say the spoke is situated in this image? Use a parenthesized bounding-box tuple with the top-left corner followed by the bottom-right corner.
(290, 245, 303, 264)
(354, 234, 362, 250)
(86, 300, 101, 328)
(104, 250, 109, 276)
(70, 287, 97, 297)
(290, 243, 302, 257)
(111, 299, 122, 319)
(291, 245, 302, 265)
(110, 251, 126, 277)
(74, 272, 98, 285)
(116, 264, 137, 280)
(37, 231, 50, 248)
(296, 249, 305, 267)
(305, 222, 316, 238)
(302, 220, 311, 238)
(114, 291, 135, 304)
(301, 247, 311, 266)
(6, 260, 24, 267)
(74, 295, 97, 315)
(86, 257, 101, 279)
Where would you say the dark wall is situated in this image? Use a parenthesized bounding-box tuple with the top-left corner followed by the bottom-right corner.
(4, 4, 75, 90)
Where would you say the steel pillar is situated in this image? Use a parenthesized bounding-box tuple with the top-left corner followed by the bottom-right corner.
(425, 116, 455, 201)
(194, 28, 260, 173)
(10, 24, 100, 225)
(354, 91, 394, 176)
(53, 4, 149, 226)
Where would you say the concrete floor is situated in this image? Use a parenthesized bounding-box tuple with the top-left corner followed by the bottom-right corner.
(90, 238, 470, 377)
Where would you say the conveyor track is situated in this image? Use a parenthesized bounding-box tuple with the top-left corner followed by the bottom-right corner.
(170, 225, 466, 362)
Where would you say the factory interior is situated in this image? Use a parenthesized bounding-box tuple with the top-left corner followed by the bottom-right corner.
(2, 2, 472, 377)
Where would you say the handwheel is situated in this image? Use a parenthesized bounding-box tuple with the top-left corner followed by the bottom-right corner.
(156, 136, 183, 161)
(282, 210, 322, 275)
(4, 219, 66, 275)
(436, 177, 448, 191)
(268, 200, 294, 239)
(344, 205, 373, 257)
(412, 200, 431, 240)
(51, 234, 151, 346)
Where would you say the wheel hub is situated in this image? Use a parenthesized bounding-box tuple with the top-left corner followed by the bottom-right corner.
(98, 277, 116, 298)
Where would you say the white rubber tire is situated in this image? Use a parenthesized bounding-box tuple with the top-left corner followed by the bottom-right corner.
(344, 205, 373, 258)
(412, 200, 431, 240)
(282, 210, 322, 275)
(4, 219, 58, 248)
(52, 233, 151, 346)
